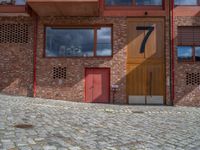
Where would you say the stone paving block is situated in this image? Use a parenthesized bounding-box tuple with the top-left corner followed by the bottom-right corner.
(27, 138, 36, 145)
(34, 138, 45, 142)
(57, 148, 69, 150)
(68, 146, 81, 150)
(19, 146, 32, 150)
(17, 143, 29, 147)
(43, 145, 57, 150)
(31, 145, 43, 150)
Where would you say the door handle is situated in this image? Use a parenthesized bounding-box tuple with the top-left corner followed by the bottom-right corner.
(149, 72, 152, 97)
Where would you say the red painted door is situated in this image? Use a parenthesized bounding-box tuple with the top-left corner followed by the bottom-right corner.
(85, 68, 110, 103)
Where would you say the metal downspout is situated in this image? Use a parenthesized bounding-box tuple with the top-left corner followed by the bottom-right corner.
(33, 12, 38, 97)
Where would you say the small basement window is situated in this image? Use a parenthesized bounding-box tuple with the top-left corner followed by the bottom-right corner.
(104, 0, 162, 6)
(136, 0, 162, 6)
(175, 0, 198, 5)
(105, 0, 132, 6)
(177, 46, 193, 62)
(15, 0, 26, 5)
(45, 26, 112, 58)
(195, 47, 200, 61)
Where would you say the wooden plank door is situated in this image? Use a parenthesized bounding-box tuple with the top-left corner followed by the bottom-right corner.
(85, 68, 110, 103)
(127, 18, 165, 105)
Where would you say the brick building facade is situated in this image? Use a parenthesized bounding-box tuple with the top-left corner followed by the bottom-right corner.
(173, 6, 200, 106)
(0, 17, 34, 97)
(0, 0, 200, 106)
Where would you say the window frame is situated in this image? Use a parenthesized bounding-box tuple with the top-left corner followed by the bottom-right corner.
(44, 25, 113, 58)
(195, 47, 200, 61)
(104, 0, 164, 10)
(177, 26, 200, 63)
(174, 0, 200, 6)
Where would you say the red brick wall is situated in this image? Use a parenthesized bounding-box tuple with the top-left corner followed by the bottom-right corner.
(3, 15, 199, 107)
(0, 16, 172, 105)
(35, 17, 127, 103)
(0, 17, 34, 97)
(174, 17, 200, 106)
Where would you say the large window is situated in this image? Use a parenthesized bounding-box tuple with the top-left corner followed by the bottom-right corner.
(105, 0, 162, 6)
(175, 0, 198, 5)
(177, 26, 200, 62)
(45, 26, 112, 57)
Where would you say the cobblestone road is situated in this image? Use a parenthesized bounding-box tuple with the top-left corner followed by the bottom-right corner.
(0, 94, 200, 150)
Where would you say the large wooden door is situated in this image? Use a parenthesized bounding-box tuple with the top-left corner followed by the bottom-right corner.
(127, 18, 165, 105)
(85, 68, 110, 103)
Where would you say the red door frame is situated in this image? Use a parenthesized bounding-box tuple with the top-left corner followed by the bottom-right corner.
(84, 67, 111, 103)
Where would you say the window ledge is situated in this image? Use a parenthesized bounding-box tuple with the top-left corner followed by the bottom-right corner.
(0, 5, 27, 14)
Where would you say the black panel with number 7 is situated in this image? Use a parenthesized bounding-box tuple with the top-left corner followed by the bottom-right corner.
(136, 26, 155, 53)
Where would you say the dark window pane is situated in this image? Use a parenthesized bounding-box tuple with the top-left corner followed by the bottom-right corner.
(177, 46, 193, 61)
(175, 0, 198, 5)
(96, 27, 112, 56)
(105, 0, 132, 6)
(45, 27, 94, 57)
(136, 0, 162, 5)
(195, 47, 200, 61)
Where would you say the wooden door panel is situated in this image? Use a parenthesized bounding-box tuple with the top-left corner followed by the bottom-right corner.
(128, 22, 145, 59)
(145, 21, 164, 58)
(127, 63, 146, 95)
(155, 21, 164, 58)
(146, 63, 164, 96)
(145, 22, 156, 58)
(127, 18, 165, 104)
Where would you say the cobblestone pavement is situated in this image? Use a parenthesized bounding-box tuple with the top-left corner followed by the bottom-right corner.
(0, 95, 200, 150)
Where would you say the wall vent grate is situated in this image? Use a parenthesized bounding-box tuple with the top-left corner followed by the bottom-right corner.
(0, 23, 30, 44)
(186, 72, 200, 85)
(53, 67, 67, 79)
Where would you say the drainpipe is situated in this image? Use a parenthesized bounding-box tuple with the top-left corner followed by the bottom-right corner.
(170, 0, 175, 105)
(33, 12, 38, 97)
